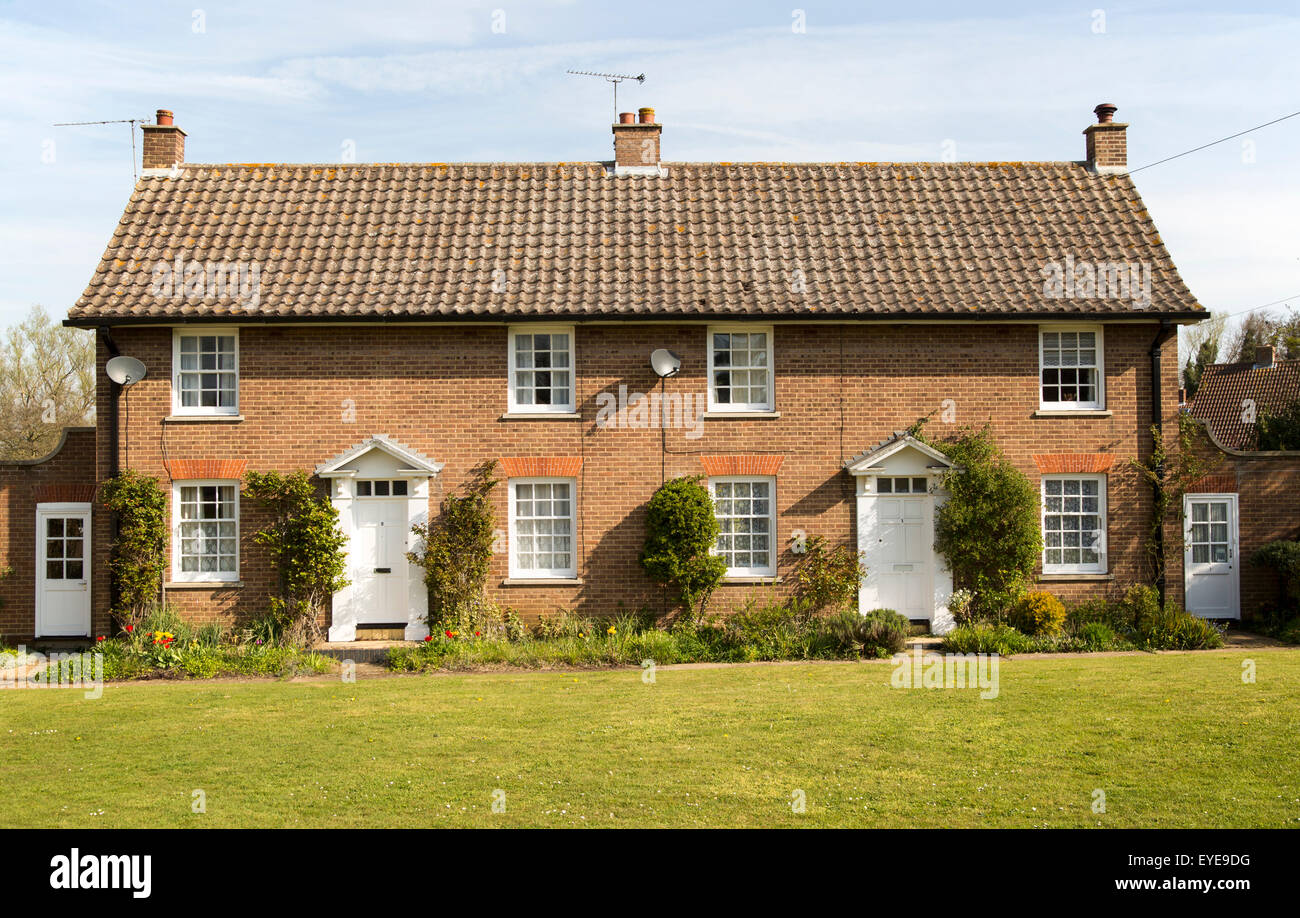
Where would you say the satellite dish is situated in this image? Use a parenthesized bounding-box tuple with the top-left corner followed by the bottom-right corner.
(105, 356, 147, 385)
(650, 348, 681, 378)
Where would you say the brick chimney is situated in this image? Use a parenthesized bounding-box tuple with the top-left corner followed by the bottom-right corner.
(611, 107, 662, 174)
(141, 109, 186, 171)
(1083, 103, 1127, 174)
(1254, 345, 1276, 369)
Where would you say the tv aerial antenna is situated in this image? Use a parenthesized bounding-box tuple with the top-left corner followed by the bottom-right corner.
(566, 70, 646, 123)
(52, 117, 151, 180)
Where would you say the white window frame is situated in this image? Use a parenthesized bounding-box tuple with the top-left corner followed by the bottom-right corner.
(507, 476, 578, 579)
(707, 324, 775, 413)
(507, 325, 576, 414)
(708, 475, 778, 578)
(172, 328, 240, 416)
(1041, 473, 1108, 575)
(171, 479, 241, 583)
(1038, 324, 1105, 411)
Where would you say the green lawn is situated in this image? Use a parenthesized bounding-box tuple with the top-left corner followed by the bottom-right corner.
(2, 650, 1298, 827)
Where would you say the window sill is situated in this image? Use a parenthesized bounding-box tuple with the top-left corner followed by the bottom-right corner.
(1037, 573, 1114, 582)
(164, 580, 244, 590)
(721, 576, 783, 585)
(500, 577, 583, 586)
(703, 411, 781, 420)
(164, 414, 245, 423)
(1033, 409, 1112, 418)
(499, 412, 581, 421)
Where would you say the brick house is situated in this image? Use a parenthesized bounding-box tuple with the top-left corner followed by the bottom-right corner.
(0, 102, 1211, 643)
(1184, 348, 1300, 617)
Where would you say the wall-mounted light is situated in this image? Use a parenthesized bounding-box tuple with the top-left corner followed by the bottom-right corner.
(650, 348, 681, 378)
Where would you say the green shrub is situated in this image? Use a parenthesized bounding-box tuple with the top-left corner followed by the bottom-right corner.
(1250, 540, 1300, 617)
(243, 470, 349, 646)
(824, 608, 908, 658)
(940, 623, 1033, 656)
(640, 476, 727, 619)
(947, 588, 976, 626)
(1010, 590, 1066, 636)
(789, 537, 864, 614)
(930, 425, 1042, 608)
(407, 462, 498, 634)
(1132, 607, 1224, 651)
(98, 470, 168, 629)
(1076, 621, 1118, 651)
(1278, 618, 1300, 645)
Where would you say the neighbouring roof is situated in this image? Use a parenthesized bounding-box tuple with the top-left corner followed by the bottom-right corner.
(1188, 359, 1300, 450)
(68, 161, 1204, 324)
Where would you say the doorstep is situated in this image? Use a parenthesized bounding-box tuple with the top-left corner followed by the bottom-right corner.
(312, 640, 418, 665)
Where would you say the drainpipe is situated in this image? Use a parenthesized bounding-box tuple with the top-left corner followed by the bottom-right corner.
(99, 328, 122, 479)
(1149, 318, 1176, 604)
(98, 328, 122, 621)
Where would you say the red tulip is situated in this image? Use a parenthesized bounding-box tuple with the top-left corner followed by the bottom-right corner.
(445, 630, 453, 638)
(125, 625, 134, 633)
(423, 635, 433, 642)
(96, 636, 105, 642)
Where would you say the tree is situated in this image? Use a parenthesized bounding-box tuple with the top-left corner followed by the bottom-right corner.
(1180, 312, 1224, 399)
(640, 477, 727, 619)
(1256, 398, 1300, 451)
(1224, 308, 1300, 364)
(0, 306, 95, 460)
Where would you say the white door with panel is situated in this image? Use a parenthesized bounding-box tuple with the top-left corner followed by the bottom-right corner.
(1183, 494, 1240, 619)
(859, 477, 933, 621)
(36, 503, 91, 636)
(351, 495, 409, 624)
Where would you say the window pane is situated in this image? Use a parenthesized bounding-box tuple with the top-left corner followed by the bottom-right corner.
(1043, 477, 1105, 571)
(712, 478, 775, 572)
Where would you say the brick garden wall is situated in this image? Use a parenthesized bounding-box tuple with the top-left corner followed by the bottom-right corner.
(0, 428, 97, 641)
(1187, 435, 1300, 617)
(76, 320, 1178, 633)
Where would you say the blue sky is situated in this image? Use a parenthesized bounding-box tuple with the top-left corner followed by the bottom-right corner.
(1, 0, 1297, 342)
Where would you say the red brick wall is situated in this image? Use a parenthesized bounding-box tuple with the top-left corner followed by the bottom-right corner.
(78, 321, 1177, 631)
(0, 428, 97, 641)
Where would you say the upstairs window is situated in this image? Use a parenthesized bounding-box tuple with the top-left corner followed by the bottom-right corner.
(708, 326, 774, 412)
(508, 327, 575, 413)
(173, 330, 239, 415)
(1040, 326, 1104, 410)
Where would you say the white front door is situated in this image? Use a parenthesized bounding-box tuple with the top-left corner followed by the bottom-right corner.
(36, 504, 91, 637)
(861, 493, 931, 619)
(351, 497, 408, 624)
(1183, 494, 1240, 619)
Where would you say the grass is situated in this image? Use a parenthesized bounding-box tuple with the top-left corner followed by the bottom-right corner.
(2, 650, 1298, 827)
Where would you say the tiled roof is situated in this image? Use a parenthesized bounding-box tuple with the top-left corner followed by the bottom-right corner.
(69, 160, 1203, 323)
(1188, 359, 1300, 450)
